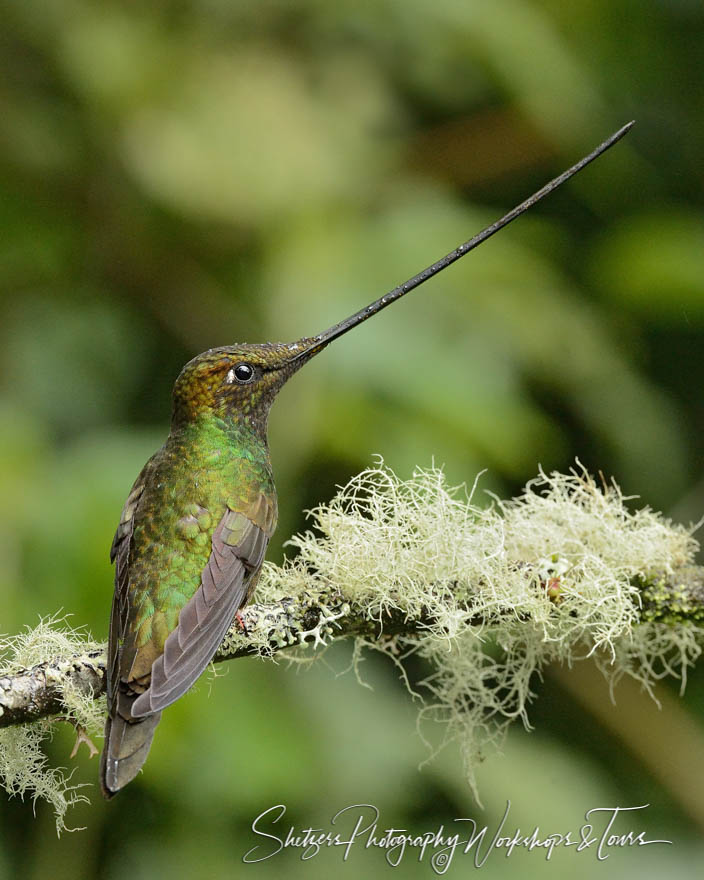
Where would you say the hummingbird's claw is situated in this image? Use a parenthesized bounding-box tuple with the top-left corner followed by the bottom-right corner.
(59, 717, 99, 759)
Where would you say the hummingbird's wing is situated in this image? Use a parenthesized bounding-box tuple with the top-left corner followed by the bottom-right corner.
(102, 479, 274, 795)
(106, 474, 150, 716)
(101, 465, 160, 797)
(129, 501, 272, 717)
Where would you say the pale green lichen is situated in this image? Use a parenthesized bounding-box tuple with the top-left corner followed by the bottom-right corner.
(2, 464, 703, 827)
(0, 616, 104, 834)
(256, 461, 703, 799)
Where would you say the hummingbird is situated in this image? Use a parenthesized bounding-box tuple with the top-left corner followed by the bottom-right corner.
(100, 122, 633, 797)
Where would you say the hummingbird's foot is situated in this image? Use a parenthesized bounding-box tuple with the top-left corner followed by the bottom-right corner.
(59, 716, 99, 759)
(234, 609, 249, 635)
(70, 726, 99, 759)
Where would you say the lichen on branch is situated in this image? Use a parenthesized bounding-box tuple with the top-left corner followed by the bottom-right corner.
(1, 463, 703, 832)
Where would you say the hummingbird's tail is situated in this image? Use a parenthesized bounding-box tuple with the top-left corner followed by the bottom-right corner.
(100, 699, 162, 799)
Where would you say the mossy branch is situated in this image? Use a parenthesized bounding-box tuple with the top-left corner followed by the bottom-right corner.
(1, 566, 704, 731)
(2, 463, 703, 832)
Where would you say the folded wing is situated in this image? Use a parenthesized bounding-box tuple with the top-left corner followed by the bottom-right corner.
(130, 508, 269, 716)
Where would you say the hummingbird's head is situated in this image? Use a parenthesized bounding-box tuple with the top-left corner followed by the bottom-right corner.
(171, 339, 318, 431)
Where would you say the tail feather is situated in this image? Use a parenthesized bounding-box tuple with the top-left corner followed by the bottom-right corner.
(100, 704, 162, 799)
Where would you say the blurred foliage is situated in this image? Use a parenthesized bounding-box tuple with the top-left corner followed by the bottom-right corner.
(1, 0, 704, 876)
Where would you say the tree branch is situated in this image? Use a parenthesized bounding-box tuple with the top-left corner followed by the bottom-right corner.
(2, 565, 703, 730)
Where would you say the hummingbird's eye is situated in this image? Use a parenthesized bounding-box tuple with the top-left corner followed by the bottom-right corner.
(227, 362, 255, 384)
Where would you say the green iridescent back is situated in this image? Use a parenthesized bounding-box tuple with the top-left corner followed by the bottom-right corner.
(123, 414, 277, 678)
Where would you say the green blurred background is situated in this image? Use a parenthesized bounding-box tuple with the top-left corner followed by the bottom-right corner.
(2, 0, 704, 876)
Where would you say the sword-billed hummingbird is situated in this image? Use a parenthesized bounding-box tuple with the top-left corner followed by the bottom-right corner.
(100, 122, 633, 796)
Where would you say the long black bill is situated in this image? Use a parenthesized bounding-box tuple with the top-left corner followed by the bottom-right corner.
(291, 120, 634, 363)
